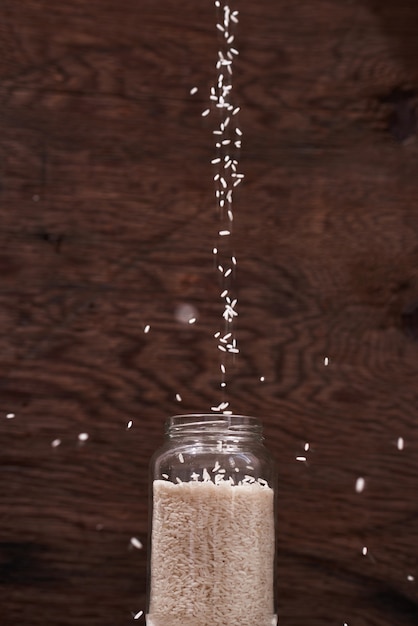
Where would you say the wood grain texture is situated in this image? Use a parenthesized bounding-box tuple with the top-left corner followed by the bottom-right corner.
(0, 0, 417, 624)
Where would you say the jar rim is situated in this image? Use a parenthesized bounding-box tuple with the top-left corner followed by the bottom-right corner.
(166, 413, 263, 436)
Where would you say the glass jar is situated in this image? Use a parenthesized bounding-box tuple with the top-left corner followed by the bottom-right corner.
(146, 413, 277, 626)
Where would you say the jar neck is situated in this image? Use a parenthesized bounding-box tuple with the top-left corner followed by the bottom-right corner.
(165, 414, 264, 442)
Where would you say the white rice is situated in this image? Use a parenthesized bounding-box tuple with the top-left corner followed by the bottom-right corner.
(148, 479, 275, 625)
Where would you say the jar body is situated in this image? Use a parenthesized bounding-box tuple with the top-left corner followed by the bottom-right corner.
(146, 414, 277, 626)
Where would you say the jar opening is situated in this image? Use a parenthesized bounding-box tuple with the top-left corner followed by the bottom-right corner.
(166, 413, 263, 438)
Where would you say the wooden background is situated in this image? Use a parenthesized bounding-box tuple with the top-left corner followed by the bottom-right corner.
(0, 0, 417, 624)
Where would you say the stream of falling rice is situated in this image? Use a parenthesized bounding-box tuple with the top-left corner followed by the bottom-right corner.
(195, 1, 244, 414)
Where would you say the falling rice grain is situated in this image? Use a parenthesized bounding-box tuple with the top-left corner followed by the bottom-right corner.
(130, 537, 143, 550)
(355, 477, 365, 493)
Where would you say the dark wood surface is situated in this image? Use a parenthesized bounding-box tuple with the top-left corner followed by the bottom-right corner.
(1, 0, 418, 624)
